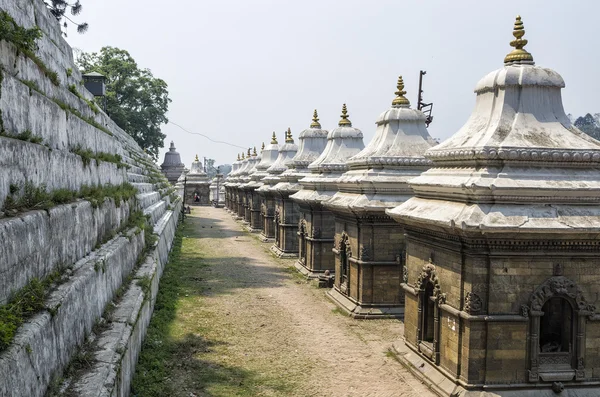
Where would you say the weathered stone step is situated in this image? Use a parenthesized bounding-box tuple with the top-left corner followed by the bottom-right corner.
(136, 191, 161, 210)
(131, 182, 154, 194)
(143, 200, 167, 226)
(0, 198, 135, 306)
(127, 172, 151, 184)
(0, 227, 145, 397)
(56, 199, 181, 397)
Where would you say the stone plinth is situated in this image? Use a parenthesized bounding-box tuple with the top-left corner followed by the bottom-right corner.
(291, 104, 364, 276)
(387, 17, 600, 395)
(324, 77, 435, 318)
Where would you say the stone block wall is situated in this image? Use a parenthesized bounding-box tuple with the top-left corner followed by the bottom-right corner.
(403, 229, 600, 388)
(300, 204, 335, 273)
(0, 2, 181, 396)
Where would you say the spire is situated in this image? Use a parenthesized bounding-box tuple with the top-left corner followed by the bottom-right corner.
(253, 146, 257, 156)
(271, 131, 278, 144)
(237, 153, 240, 161)
(261, 142, 265, 151)
(310, 109, 321, 128)
(194, 154, 199, 161)
(338, 103, 352, 127)
(169, 141, 176, 151)
(241, 152, 245, 160)
(247, 148, 251, 157)
(285, 127, 294, 143)
(391, 76, 410, 106)
(504, 15, 534, 65)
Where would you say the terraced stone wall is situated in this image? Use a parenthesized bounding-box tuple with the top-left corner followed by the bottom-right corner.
(0, 1, 181, 396)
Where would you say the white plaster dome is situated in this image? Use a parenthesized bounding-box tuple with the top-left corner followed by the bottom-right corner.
(307, 104, 364, 173)
(387, 16, 600, 234)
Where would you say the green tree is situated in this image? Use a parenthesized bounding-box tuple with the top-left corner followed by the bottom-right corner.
(44, 0, 88, 35)
(77, 47, 171, 159)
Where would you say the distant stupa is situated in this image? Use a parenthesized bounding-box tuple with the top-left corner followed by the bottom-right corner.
(160, 141, 186, 184)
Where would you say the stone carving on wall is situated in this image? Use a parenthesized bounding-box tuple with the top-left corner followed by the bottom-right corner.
(416, 259, 445, 304)
(402, 266, 408, 284)
(299, 219, 307, 235)
(312, 227, 321, 239)
(529, 275, 595, 313)
(521, 304, 530, 318)
(464, 292, 483, 314)
(274, 208, 280, 224)
(360, 246, 371, 261)
(338, 231, 352, 257)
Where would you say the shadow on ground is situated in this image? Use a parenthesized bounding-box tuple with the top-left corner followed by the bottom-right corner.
(131, 212, 296, 397)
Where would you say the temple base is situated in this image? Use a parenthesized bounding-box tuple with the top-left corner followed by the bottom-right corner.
(326, 287, 404, 319)
(294, 260, 331, 279)
(270, 244, 298, 258)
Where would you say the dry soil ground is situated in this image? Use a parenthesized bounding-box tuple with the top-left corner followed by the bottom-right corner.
(133, 206, 434, 397)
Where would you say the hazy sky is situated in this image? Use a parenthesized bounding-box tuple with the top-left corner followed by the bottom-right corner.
(66, 0, 600, 168)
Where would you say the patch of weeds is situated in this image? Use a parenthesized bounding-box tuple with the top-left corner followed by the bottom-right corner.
(52, 98, 111, 136)
(20, 48, 60, 86)
(20, 78, 40, 95)
(0, 128, 44, 144)
(66, 68, 72, 77)
(0, 271, 62, 351)
(137, 275, 152, 297)
(2, 181, 137, 216)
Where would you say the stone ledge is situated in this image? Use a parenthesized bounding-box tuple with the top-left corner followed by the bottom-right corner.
(270, 244, 298, 258)
(58, 200, 181, 397)
(0, 227, 145, 397)
(0, 198, 135, 305)
(326, 287, 404, 319)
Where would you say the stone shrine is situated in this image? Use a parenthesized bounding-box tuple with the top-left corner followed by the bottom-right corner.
(224, 154, 241, 212)
(160, 141, 186, 184)
(324, 77, 435, 318)
(235, 150, 252, 218)
(387, 16, 600, 396)
(249, 138, 280, 232)
(270, 111, 328, 258)
(239, 147, 260, 223)
(257, 130, 298, 243)
(183, 154, 210, 205)
(224, 153, 243, 215)
(291, 104, 364, 277)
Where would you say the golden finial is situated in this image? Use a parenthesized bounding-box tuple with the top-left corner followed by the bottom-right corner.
(310, 109, 321, 128)
(253, 146, 257, 156)
(271, 131, 278, 144)
(261, 142, 265, 151)
(194, 154, 199, 162)
(338, 104, 352, 127)
(247, 148, 251, 157)
(504, 15, 534, 65)
(391, 76, 410, 106)
(237, 153, 241, 161)
(285, 127, 294, 143)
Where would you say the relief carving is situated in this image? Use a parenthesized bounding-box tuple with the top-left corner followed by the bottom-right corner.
(464, 292, 483, 314)
(360, 246, 371, 261)
(312, 227, 321, 239)
(416, 259, 443, 304)
(530, 275, 595, 313)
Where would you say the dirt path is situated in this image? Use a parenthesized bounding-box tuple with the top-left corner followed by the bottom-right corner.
(137, 206, 434, 397)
